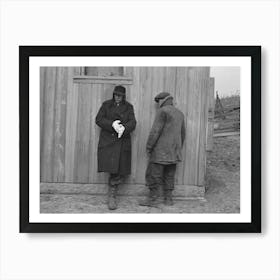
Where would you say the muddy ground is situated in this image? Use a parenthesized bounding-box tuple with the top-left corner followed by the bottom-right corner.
(40, 135, 240, 214)
(204, 135, 240, 213)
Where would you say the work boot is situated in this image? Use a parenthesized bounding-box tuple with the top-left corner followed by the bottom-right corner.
(164, 190, 174, 206)
(139, 187, 159, 208)
(108, 185, 118, 210)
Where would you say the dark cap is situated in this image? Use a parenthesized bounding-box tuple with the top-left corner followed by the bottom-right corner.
(113, 85, 126, 96)
(154, 92, 171, 103)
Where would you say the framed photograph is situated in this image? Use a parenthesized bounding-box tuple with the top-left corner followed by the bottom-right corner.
(20, 46, 261, 233)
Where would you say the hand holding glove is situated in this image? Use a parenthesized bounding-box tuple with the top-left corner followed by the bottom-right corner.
(112, 120, 125, 138)
(118, 124, 125, 138)
(112, 120, 121, 133)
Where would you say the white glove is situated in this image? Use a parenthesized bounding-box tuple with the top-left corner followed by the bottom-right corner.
(118, 125, 125, 138)
(112, 120, 121, 133)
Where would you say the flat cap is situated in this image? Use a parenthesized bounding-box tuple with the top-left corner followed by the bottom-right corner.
(154, 92, 171, 103)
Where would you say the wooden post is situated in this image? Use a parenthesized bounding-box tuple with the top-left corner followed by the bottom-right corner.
(206, 77, 215, 151)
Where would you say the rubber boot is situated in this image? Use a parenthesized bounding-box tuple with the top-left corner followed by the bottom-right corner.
(139, 187, 159, 207)
(108, 185, 118, 210)
(164, 190, 174, 206)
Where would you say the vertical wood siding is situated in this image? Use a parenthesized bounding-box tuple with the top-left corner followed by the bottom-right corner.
(40, 67, 210, 186)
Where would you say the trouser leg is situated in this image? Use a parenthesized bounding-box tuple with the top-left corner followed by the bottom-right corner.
(108, 174, 124, 210)
(163, 164, 176, 205)
(109, 174, 124, 186)
(139, 162, 163, 207)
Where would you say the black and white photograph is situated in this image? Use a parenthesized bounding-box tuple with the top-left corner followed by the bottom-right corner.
(19, 46, 260, 232)
(39, 66, 241, 214)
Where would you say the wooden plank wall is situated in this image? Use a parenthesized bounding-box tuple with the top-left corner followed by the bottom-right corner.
(40, 67, 81, 182)
(40, 67, 210, 187)
(206, 77, 215, 151)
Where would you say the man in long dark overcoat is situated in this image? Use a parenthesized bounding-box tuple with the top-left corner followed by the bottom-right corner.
(140, 92, 185, 207)
(95, 85, 136, 210)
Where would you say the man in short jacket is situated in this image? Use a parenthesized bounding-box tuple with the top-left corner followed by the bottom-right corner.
(95, 85, 136, 210)
(140, 92, 186, 207)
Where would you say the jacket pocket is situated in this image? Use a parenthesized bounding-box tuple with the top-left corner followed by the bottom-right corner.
(97, 130, 116, 149)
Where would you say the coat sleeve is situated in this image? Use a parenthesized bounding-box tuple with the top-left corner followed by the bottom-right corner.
(95, 103, 114, 132)
(122, 105, 136, 136)
(146, 109, 166, 153)
(181, 117, 186, 145)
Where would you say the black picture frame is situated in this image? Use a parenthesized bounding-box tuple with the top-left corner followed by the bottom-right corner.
(20, 46, 261, 233)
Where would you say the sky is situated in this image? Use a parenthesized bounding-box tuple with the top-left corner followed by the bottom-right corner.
(210, 67, 240, 97)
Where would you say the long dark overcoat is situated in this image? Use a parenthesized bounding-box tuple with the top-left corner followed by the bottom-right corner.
(146, 96, 186, 164)
(95, 99, 136, 175)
